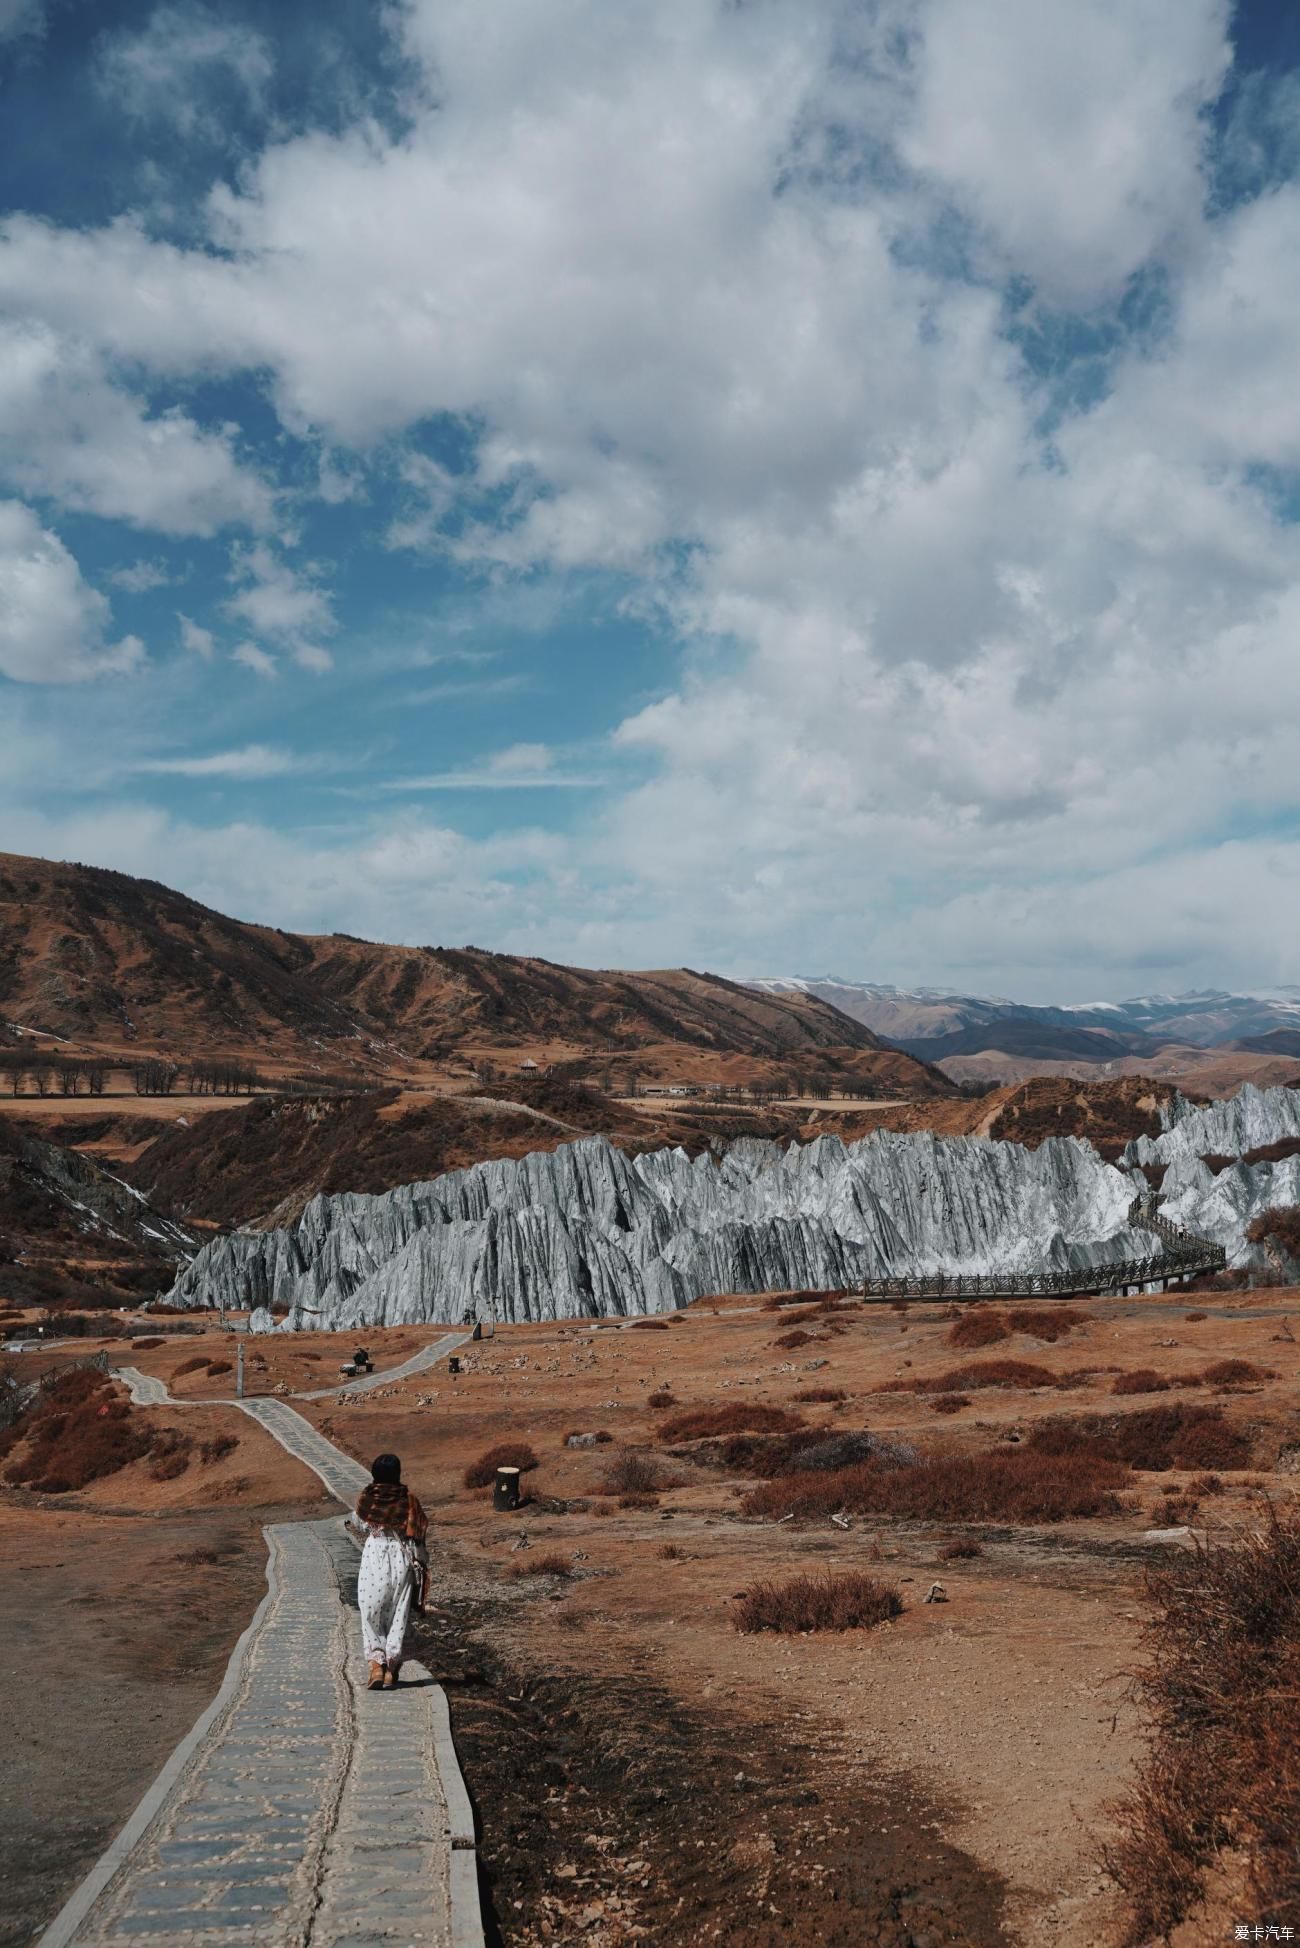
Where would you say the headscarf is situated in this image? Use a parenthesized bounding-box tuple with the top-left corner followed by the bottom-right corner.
(355, 1480, 428, 1543)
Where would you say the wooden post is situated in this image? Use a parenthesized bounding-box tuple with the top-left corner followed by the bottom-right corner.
(236, 1339, 245, 1399)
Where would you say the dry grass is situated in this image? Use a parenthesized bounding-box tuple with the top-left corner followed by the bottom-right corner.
(647, 1389, 678, 1410)
(1184, 1311, 1208, 1323)
(1028, 1404, 1253, 1472)
(946, 1308, 1010, 1350)
(939, 1538, 983, 1560)
(207, 1358, 233, 1376)
(628, 1318, 671, 1331)
(735, 1571, 904, 1635)
(463, 1441, 540, 1490)
(0, 1367, 177, 1494)
(658, 1542, 688, 1560)
(794, 1386, 846, 1403)
(598, 1450, 676, 1498)
(172, 1355, 211, 1377)
(773, 1328, 817, 1349)
(1106, 1507, 1300, 1941)
(1196, 1358, 1275, 1387)
(658, 1403, 805, 1443)
(928, 1393, 971, 1414)
(510, 1551, 573, 1579)
(741, 1446, 1130, 1524)
(1014, 1305, 1092, 1341)
(199, 1432, 239, 1465)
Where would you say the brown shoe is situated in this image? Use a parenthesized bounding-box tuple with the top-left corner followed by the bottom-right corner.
(367, 1661, 385, 1690)
(383, 1664, 399, 1688)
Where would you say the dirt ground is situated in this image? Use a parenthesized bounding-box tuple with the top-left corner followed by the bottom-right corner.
(7, 1293, 1298, 1946)
(0, 1389, 327, 1947)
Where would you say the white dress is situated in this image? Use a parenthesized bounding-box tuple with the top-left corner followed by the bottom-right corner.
(354, 1525, 415, 1666)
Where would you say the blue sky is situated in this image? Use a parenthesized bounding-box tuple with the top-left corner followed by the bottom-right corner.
(1, 0, 1298, 1000)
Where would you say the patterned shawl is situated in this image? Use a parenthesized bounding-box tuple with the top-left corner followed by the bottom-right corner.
(355, 1481, 428, 1543)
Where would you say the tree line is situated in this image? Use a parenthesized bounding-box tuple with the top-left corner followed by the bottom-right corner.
(0, 1052, 271, 1098)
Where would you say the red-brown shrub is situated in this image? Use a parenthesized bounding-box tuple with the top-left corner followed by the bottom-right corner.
(200, 1433, 239, 1465)
(889, 1359, 1058, 1395)
(206, 1359, 232, 1376)
(1015, 1306, 1092, 1342)
(3, 1368, 162, 1493)
(173, 1356, 210, 1377)
(629, 1318, 671, 1331)
(658, 1403, 804, 1443)
(510, 1551, 572, 1579)
(1196, 1359, 1275, 1387)
(773, 1328, 816, 1349)
(1246, 1205, 1300, 1259)
(946, 1308, 1009, 1350)
(647, 1390, 678, 1410)
(599, 1450, 676, 1497)
(741, 1446, 1130, 1524)
(463, 1441, 540, 1489)
(929, 1393, 971, 1414)
(1029, 1405, 1253, 1472)
(794, 1387, 846, 1403)
(131, 1337, 164, 1349)
(148, 1428, 194, 1482)
(1105, 1508, 1300, 1939)
(939, 1538, 983, 1559)
(1112, 1369, 1172, 1395)
(735, 1571, 904, 1634)
(1183, 1311, 1208, 1323)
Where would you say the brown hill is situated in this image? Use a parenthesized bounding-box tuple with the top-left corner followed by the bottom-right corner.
(0, 852, 951, 1097)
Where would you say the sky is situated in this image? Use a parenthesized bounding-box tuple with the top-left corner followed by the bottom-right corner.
(1, 0, 1299, 1002)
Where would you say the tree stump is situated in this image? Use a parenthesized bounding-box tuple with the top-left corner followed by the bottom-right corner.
(494, 1465, 521, 1511)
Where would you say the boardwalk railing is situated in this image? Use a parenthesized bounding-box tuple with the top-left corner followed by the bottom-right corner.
(859, 1194, 1226, 1303)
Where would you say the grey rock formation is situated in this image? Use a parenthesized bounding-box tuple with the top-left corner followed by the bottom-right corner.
(1125, 1084, 1300, 1273)
(168, 1128, 1163, 1329)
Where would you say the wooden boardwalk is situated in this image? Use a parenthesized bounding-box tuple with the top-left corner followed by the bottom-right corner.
(860, 1197, 1226, 1304)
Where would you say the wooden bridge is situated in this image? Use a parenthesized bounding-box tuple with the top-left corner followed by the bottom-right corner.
(859, 1195, 1227, 1303)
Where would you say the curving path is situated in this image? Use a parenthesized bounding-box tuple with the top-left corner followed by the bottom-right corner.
(42, 1343, 482, 1948)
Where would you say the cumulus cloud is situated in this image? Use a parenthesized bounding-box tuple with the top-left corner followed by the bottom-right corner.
(1, 1, 1298, 987)
(178, 613, 215, 659)
(0, 0, 42, 45)
(0, 502, 145, 684)
(225, 543, 334, 671)
(109, 559, 173, 592)
(0, 319, 272, 534)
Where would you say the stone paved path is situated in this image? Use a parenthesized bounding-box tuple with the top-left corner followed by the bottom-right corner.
(46, 1348, 482, 1948)
(298, 1332, 471, 1401)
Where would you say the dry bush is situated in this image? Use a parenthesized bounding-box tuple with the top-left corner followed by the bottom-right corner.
(647, 1390, 678, 1410)
(1191, 1473, 1224, 1495)
(629, 1318, 671, 1331)
(946, 1308, 1009, 1350)
(131, 1336, 164, 1350)
(1246, 1205, 1300, 1260)
(200, 1432, 239, 1465)
(1015, 1305, 1092, 1342)
(1112, 1369, 1172, 1395)
(207, 1359, 232, 1376)
(619, 1491, 659, 1509)
(928, 1393, 971, 1414)
(1029, 1404, 1253, 1472)
(463, 1441, 540, 1490)
(735, 1571, 904, 1635)
(773, 1328, 816, 1349)
(658, 1403, 804, 1443)
(762, 1288, 851, 1311)
(1105, 1507, 1300, 1941)
(794, 1386, 846, 1403)
(1056, 1365, 1122, 1390)
(1184, 1311, 1208, 1323)
(510, 1551, 572, 1579)
(939, 1538, 983, 1560)
(599, 1450, 673, 1497)
(172, 1356, 210, 1377)
(3, 1368, 158, 1493)
(658, 1542, 688, 1560)
(890, 1358, 1058, 1395)
(148, 1428, 194, 1482)
(1196, 1358, 1275, 1387)
(741, 1446, 1130, 1524)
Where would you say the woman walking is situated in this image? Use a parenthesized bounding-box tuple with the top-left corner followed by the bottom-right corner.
(347, 1452, 428, 1690)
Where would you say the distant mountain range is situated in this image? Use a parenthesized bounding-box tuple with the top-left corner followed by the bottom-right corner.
(747, 978, 1300, 1078)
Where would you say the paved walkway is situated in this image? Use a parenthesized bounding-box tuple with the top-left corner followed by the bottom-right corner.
(44, 1346, 482, 1948)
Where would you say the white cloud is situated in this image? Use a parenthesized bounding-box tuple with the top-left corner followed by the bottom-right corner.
(232, 640, 276, 679)
(1, 2, 1299, 988)
(383, 743, 602, 790)
(97, 5, 272, 136)
(178, 613, 215, 659)
(109, 559, 172, 592)
(131, 743, 302, 779)
(225, 543, 334, 671)
(901, 0, 1232, 303)
(0, 319, 272, 534)
(0, 501, 145, 684)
